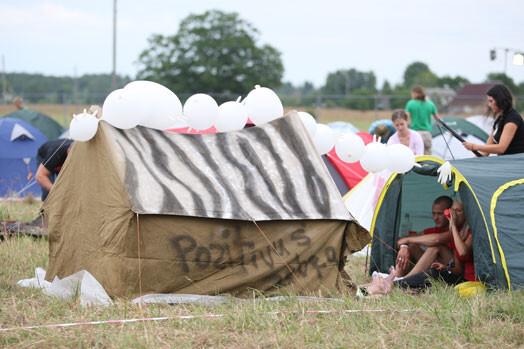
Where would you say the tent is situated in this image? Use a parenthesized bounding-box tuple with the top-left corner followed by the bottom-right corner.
(431, 116, 489, 160)
(369, 154, 524, 290)
(0, 118, 47, 197)
(43, 113, 370, 298)
(4, 109, 65, 140)
(327, 121, 359, 134)
(466, 115, 495, 135)
(343, 169, 391, 231)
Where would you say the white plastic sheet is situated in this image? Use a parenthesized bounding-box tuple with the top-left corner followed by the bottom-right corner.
(19, 269, 345, 306)
(18, 268, 113, 306)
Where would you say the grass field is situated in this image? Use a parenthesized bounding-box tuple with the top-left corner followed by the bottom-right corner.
(0, 203, 523, 347)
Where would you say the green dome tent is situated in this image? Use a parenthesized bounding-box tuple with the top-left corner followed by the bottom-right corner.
(4, 109, 65, 140)
(369, 154, 524, 290)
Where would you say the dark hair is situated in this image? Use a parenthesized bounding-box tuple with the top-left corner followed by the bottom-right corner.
(391, 109, 408, 122)
(433, 196, 453, 209)
(486, 84, 513, 115)
(412, 86, 426, 102)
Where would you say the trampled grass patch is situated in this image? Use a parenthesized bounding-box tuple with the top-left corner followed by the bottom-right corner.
(0, 234, 523, 348)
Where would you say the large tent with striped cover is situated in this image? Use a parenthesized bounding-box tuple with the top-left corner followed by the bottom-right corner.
(43, 113, 369, 298)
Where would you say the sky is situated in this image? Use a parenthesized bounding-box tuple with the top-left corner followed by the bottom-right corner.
(2, 0, 524, 88)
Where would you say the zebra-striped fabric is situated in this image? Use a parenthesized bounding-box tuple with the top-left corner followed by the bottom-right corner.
(103, 112, 353, 222)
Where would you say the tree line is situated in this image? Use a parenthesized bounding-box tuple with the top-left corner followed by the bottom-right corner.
(3, 9, 524, 110)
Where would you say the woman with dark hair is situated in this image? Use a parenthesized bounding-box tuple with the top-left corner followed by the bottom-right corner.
(463, 84, 524, 155)
(405, 86, 440, 155)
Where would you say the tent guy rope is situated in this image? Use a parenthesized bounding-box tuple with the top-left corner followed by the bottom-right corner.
(0, 309, 414, 333)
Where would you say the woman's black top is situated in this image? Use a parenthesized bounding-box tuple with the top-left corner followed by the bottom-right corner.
(493, 108, 524, 155)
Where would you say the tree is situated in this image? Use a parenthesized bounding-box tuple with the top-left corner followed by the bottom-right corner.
(486, 73, 517, 92)
(322, 68, 376, 95)
(136, 10, 284, 98)
(437, 75, 469, 91)
(299, 81, 316, 96)
(403, 61, 437, 88)
(381, 80, 392, 94)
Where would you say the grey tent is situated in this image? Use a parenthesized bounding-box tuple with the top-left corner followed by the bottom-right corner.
(4, 109, 65, 140)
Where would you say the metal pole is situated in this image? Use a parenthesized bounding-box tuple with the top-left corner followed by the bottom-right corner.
(73, 67, 78, 107)
(504, 48, 508, 75)
(315, 95, 322, 122)
(345, 71, 350, 96)
(111, 0, 117, 90)
(374, 95, 378, 121)
(62, 93, 68, 127)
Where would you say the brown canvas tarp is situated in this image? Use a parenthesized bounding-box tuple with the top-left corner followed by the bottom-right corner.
(43, 113, 370, 298)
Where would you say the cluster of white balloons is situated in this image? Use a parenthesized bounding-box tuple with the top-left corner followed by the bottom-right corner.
(69, 81, 285, 141)
(183, 85, 283, 132)
(103, 81, 183, 130)
(305, 118, 416, 174)
(68, 79, 414, 174)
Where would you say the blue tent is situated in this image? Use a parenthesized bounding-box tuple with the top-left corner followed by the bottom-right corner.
(328, 121, 359, 134)
(0, 118, 47, 198)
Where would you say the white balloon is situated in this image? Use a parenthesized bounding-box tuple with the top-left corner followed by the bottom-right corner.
(386, 144, 416, 173)
(360, 142, 388, 173)
(313, 124, 336, 155)
(215, 101, 248, 132)
(125, 80, 183, 130)
(102, 89, 142, 129)
(183, 94, 219, 131)
(335, 133, 365, 163)
(297, 111, 317, 138)
(244, 85, 284, 125)
(69, 110, 99, 142)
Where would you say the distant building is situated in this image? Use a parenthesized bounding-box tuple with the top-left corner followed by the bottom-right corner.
(447, 83, 496, 114)
(425, 87, 456, 111)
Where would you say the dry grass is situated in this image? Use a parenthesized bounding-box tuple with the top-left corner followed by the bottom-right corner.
(0, 199, 41, 222)
(0, 104, 520, 347)
(0, 205, 523, 347)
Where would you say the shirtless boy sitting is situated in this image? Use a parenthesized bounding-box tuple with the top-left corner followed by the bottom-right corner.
(395, 196, 453, 278)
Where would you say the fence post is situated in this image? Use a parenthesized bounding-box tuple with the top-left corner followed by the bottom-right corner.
(374, 94, 379, 121)
(62, 94, 68, 128)
(315, 95, 322, 122)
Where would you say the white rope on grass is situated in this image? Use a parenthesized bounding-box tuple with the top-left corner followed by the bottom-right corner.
(0, 309, 413, 332)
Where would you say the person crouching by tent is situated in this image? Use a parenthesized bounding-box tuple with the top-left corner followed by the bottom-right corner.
(35, 139, 73, 201)
(395, 196, 453, 278)
(393, 199, 476, 290)
(462, 84, 524, 156)
(368, 120, 396, 143)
